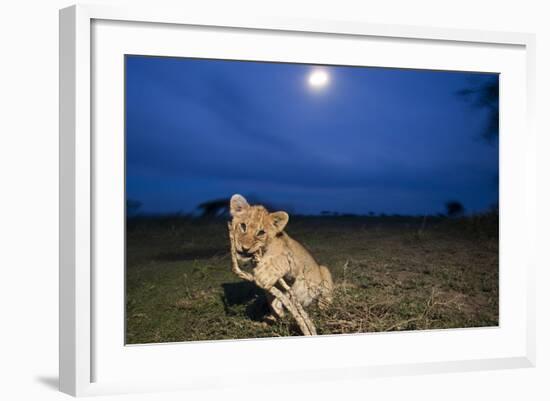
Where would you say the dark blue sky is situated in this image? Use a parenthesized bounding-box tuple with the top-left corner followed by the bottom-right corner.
(126, 55, 498, 216)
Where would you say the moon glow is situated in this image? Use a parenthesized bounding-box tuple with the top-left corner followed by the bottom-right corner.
(308, 70, 329, 88)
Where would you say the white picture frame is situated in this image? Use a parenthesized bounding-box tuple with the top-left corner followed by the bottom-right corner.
(59, 3, 536, 397)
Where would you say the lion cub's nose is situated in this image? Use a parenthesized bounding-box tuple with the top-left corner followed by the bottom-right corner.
(241, 246, 250, 253)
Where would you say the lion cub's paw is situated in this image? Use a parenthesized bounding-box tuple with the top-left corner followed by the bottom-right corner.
(254, 257, 289, 289)
(254, 268, 279, 290)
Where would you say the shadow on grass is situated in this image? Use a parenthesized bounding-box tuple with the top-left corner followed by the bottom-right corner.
(221, 281, 269, 321)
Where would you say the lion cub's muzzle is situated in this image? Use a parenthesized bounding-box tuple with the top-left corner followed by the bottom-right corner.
(237, 249, 253, 258)
(237, 244, 264, 260)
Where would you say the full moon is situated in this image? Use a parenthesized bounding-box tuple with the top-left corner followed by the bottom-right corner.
(308, 70, 329, 88)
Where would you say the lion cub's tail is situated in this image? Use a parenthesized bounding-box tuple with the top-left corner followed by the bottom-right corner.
(318, 265, 334, 310)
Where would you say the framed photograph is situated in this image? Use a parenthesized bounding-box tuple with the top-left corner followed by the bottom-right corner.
(59, 4, 536, 396)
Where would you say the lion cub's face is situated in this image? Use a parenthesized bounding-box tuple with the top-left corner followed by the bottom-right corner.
(229, 194, 288, 257)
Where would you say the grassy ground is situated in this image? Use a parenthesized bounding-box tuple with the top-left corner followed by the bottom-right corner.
(126, 214, 498, 344)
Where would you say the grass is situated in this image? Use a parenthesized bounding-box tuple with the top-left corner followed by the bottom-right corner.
(125, 214, 498, 344)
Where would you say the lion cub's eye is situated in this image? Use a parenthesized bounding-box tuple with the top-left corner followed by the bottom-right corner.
(256, 229, 266, 236)
(240, 223, 247, 232)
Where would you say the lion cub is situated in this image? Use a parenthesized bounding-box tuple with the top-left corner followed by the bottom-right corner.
(229, 194, 333, 320)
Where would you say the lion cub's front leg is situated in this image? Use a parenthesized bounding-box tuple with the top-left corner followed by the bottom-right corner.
(254, 255, 294, 322)
(253, 254, 291, 291)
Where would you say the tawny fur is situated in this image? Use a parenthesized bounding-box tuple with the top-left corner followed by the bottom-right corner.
(229, 194, 334, 320)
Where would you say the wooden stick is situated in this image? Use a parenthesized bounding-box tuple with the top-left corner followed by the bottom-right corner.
(227, 223, 317, 336)
(277, 278, 317, 335)
(227, 223, 254, 282)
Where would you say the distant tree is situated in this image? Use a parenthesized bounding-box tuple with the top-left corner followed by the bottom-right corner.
(457, 78, 499, 144)
(445, 201, 465, 217)
(126, 199, 142, 216)
(197, 198, 230, 218)
(368, 211, 375, 216)
(321, 211, 341, 217)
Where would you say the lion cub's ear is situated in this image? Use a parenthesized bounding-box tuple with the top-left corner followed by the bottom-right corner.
(270, 211, 289, 232)
(230, 194, 249, 216)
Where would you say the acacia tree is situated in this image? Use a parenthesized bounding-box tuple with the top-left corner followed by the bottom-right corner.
(457, 78, 500, 215)
(445, 201, 465, 218)
(197, 198, 230, 218)
(457, 78, 499, 144)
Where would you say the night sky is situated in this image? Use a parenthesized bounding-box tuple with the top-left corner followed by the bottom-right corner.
(126, 55, 498, 216)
